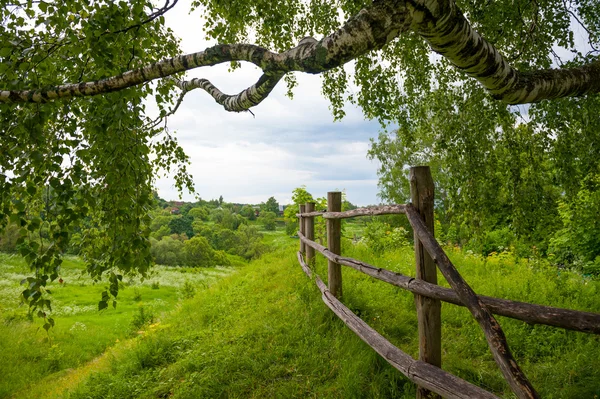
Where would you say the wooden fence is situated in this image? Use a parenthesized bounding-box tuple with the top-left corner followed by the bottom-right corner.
(295, 166, 600, 399)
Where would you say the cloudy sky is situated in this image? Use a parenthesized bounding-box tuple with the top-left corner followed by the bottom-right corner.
(152, 1, 384, 206)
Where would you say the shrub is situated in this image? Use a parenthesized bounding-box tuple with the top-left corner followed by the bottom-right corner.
(235, 224, 267, 260)
(168, 215, 194, 238)
(188, 207, 209, 221)
(183, 236, 230, 267)
(130, 305, 155, 332)
(150, 236, 186, 266)
(480, 227, 514, 255)
(361, 220, 409, 254)
(180, 280, 196, 299)
(259, 211, 277, 231)
(550, 174, 600, 273)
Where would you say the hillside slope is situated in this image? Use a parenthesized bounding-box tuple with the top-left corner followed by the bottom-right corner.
(38, 243, 600, 398)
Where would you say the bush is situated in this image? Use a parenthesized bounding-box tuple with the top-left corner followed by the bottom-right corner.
(361, 220, 409, 254)
(180, 280, 197, 299)
(130, 305, 154, 333)
(259, 211, 277, 231)
(188, 207, 209, 221)
(480, 227, 514, 255)
(184, 236, 231, 267)
(235, 224, 267, 260)
(150, 236, 186, 266)
(550, 174, 600, 272)
(169, 215, 194, 238)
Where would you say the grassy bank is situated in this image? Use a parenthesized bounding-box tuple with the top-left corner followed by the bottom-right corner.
(49, 241, 600, 399)
(0, 254, 233, 398)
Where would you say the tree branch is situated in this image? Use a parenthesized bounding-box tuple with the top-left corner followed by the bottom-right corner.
(410, 0, 600, 103)
(169, 71, 285, 112)
(0, 0, 409, 105)
(1, 0, 599, 108)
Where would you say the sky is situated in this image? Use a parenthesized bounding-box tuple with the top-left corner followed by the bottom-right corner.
(153, 0, 384, 206)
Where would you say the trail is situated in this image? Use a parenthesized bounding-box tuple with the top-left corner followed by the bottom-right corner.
(13, 338, 138, 399)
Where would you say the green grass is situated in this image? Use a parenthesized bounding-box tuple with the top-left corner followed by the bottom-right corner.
(31, 240, 599, 399)
(0, 254, 233, 399)
(3, 239, 600, 399)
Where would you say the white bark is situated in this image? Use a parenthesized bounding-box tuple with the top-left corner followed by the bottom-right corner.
(0, 0, 598, 109)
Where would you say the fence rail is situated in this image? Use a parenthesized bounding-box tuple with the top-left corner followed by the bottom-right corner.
(297, 204, 407, 219)
(295, 166, 600, 399)
(297, 252, 501, 399)
(297, 232, 600, 334)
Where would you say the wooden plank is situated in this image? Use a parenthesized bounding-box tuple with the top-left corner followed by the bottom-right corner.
(297, 204, 406, 219)
(298, 231, 600, 334)
(327, 192, 342, 298)
(405, 204, 539, 399)
(299, 204, 306, 254)
(410, 166, 442, 399)
(305, 202, 316, 266)
(297, 251, 500, 399)
(298, 210, 325, 218)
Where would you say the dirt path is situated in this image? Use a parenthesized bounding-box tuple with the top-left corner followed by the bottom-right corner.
(13, 338, 138, 399)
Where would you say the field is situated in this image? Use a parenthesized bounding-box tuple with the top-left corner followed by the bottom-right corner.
(0, 253, 233, 398)
(1, 230, 600, 398)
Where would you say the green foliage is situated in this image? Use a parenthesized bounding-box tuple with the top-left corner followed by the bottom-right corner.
(261, 196, 279, 214)
(62, 243, 600, 399)
(150, 225, 171, 240)
(168, 215, 194, 238)
(187, 207, 209, 221)
(183, 236, 230, 267)
(0, 222, 19, 252)
(550, 174, 600, 274)
(0, 0, 188, 315)
(130, 305, 155, 333)
(360, 220, 410, 254)
(240, 205, 257, 220)
(235, 225, 267, 260)
(150, 236, 185, 266)
(284, 186, 314, 235)
(468, 227, 516, 256)
(180, 280, 197, 300)
(259, 211, 277, 231)
(150, 215, 172, 232)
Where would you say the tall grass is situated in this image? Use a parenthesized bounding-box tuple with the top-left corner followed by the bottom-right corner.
(0, 253, 232, 398)
(63, 241, 600, 398)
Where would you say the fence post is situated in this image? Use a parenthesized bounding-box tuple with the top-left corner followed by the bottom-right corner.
(305, 202, 315, 266)
(299, 204, 306, 254)
(410, 166, 442, 399)
(327, 192, 342, 298)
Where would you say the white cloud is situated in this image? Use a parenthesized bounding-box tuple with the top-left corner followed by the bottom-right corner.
(154, 0, 383, 206)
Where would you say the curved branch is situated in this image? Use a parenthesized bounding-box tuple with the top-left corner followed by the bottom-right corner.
(170, 71, 285, 112)
(410, 0, 600, 104)
(1, 0, 599, 108)
(0, 0, 409, 105)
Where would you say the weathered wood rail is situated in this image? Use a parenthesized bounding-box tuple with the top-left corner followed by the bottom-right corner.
(295, 166, 600, 399)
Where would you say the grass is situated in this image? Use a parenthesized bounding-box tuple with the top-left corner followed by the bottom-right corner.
(30, 239, 599, 399)
(2, 231, 599, 399)
(0, 253, 233, 399)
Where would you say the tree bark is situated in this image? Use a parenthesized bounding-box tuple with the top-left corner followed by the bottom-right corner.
(2, 0, 599, 107)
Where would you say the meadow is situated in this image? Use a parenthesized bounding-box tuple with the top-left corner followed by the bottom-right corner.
(1, 226, 599, 398)
(0, 253, 233, 399)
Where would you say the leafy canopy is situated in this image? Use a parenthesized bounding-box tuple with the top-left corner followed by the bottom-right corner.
(1, 0, 600, 314)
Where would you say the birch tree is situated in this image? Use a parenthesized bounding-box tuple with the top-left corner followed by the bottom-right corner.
(0, 0, 598, 322)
